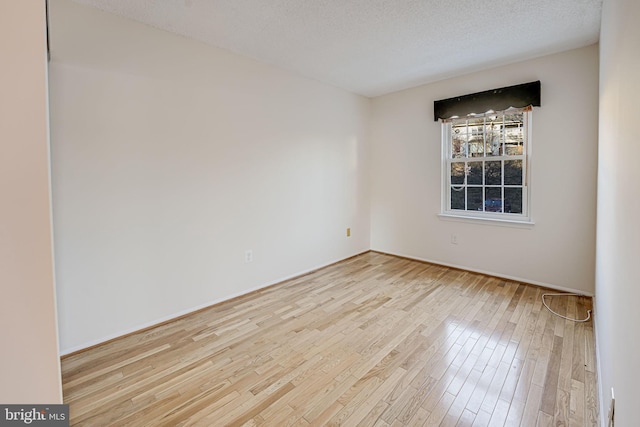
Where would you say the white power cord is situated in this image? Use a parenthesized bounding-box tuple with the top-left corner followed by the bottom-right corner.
(541, 293, 592, 322)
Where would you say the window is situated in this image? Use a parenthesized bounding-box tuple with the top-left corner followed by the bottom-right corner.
(441, 107, 531, 222)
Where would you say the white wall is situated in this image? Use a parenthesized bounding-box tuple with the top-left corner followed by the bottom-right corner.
(0, 1, 62, 403)
(370, 45, 599, 294)
(595, 0, 640, 424)
(49, 0, 371, 353)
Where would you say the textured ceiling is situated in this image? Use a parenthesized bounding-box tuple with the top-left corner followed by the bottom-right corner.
(71, 0, 603, 97)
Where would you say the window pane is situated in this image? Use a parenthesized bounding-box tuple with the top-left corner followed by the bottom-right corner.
(468, 136, 484, 157)
(444, 108, 529, 219)
(467, 162, 482, 185)
(451, 163, 465, 185)
(451, 187, 465, 210)
(484, 187, 502, 212)
(485, 161, 501, 185)
(452, 135, 466, 158)
(468, 118, 484, 158)
(485, 118, 502, 156)
(505, 113, 524, 155)
(452, 125, 466, 158)
(467, 187, 483, 211)
(505, 142, 523, 155)
(505, 187, 522, 214)
(505, 113, 523, 127)
(468, 118, 484, 129)
(504, 160, 522, 185)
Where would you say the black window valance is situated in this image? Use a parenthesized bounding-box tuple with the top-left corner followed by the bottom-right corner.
(434, 81, 541, 121)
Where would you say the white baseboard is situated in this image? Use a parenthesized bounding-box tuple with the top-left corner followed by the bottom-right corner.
(59, 250, 370, 356)
(371, 249, 594, 297)
(591, 296, 606, 427)
(60, 248, 594, 356)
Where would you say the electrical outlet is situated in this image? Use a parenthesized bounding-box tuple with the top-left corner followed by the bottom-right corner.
(346, 228, 351, 237)
(245, 250, 253, 263)
(451, 234, 458, 244)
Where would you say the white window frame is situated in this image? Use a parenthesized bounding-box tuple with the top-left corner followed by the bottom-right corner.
(440, 107, 533, 224)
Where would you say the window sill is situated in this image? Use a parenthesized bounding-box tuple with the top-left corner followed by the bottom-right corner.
(437, 213, 535, 228)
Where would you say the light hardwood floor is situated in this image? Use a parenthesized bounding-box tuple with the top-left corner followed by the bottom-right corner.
(61, 252, 598, 426)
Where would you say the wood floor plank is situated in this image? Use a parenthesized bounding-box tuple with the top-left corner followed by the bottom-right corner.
(504, 398, 526, 426)
(554, 388, 571, 427)
(60, 252, 599, 426)
(540, 334, 563, 414)
(445, 365, 482, 423)
(536, 410, 554, 427)
(521, 383, 544, 427)
(585, 370, 599, 426)
(356, 400, 390, 427)
(487, 398, 510, 426)
(341, 367, 406, 427)
(498, 354, 524, 403)
(569, 379, 585, 427)
(471, 409, 492, 427)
